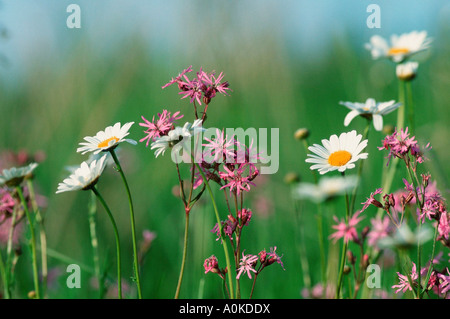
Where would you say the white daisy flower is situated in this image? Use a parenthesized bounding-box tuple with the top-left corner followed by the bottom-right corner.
(151, 119, 204, 158)
(77, 122, 137, 155)
(56, 154, 108, 193)
(305, 130, 368, 175)
(339, 98, 402, 131)
(293, 175, 357, 203)
(0, 163, 38, 187)
(396, 61, 419, 81)
(365, 31, 432, 63)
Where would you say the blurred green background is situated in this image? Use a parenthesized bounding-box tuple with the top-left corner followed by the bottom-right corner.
(0, 0, 449, 298)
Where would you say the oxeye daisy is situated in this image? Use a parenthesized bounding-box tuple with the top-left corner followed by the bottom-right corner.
(77, 122, 137, 155)
(56, 154, 107, 193)
(305, 130, 368, 175)
(0, 162, 38, 187)
(293, 175, 358, 203)
(339, 98, 401, 131)
(365, 31, 432, 63)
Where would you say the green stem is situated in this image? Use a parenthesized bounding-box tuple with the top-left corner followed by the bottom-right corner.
(27, 179, 48, 298)
(406, 81, 415, 133)
(91, 186, 122, 299)
(5, 206, 18, 298)
(88, 191, 103, 298)
(109, 149, 142, 298)
(0, 247, 9, 298)
(174, 212, 189, 299)
(16, 186, 40, 299)
(397, 79, 406, 131)
(422, 226, 438, 295)
(349, 121, 370, 215)
(194, 161, 234, 299)
(335, 176, 350, 299)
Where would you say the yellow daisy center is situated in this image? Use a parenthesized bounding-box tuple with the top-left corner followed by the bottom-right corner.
(328, 150, 352, 167)
(388, 47, 410, 55)
(98, 136, 119, 148)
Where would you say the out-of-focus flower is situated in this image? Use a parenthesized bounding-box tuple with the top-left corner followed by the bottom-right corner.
(339, 98, 401, 131)
(438, 268, 450, 294)
(378, 223, 433, 250)
(292, 175, 357, 203)
(305, 130, 368, 175)
(367, 216, 391, 247)
(56, 155, 107, 193)
(329, 212, 363, 243)
(0, 163, 38, 187)
(77, 122, 137, 155)
(365, 31, 432, 63)
(396, 61, 419, 81)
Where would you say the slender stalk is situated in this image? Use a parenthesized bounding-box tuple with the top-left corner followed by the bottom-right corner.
(88, 191, 103, 298)
(91, 186, 122, 299)
(109, 149, 142, 298)
(174, 212, 189, 299)
(349, 121, 370, 214)
(335, 176, 350, 299)
(405, 81, 415, 133)
(5, 206, 18, 298)
(16, 186, 40, 299)
(26, 179, 48, 298)
(422, 226, 438, 295)
(397, 79, 406, 131)
(0, 249, 9, 299)
(194, 161, 234, 299)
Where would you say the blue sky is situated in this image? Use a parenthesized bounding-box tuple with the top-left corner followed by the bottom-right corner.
(0, 0, 449, 83)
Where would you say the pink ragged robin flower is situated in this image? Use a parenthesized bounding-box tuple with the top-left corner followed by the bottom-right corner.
(379, 127, 431, 166)
(438, 212, 450, 241)
(236, 252, 258, 279)
(203, 129, 237, 163)
(161, 65, 193, 89)
(438, 268, 450, 294)
(360, 188, 384, 213)
(219, 164, 257, 196)
(0, 188, 15, 214)
(200, 70, 230, 101)
(139, 110, 183, 147)
(238, 208, 252, 226)
(204, 255, 220, 274)
(392, 262, 418, 294)
(259, 246, 285, 270)
(329, 212, 363, 244)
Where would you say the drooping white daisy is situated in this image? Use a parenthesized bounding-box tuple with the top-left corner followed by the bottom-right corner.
(56, 154, 108, 193)
(293, 175, 357, 203)
(0, 163, 38, 187)
(305, 130, 368, 175)
(339, 98, 402, 131)
(365, 31, 432, 63)
(396, 61, 419, 81)
(77, 122, 137, 155)
(150, 119, 204, 158)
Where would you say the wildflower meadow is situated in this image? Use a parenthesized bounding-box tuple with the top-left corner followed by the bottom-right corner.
(0, 1, 449, 304)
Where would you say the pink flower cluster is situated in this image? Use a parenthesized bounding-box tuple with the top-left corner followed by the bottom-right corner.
(379, 127, 430, 166)
(162, 66, 230, 105)
(211, 208, 253, 242)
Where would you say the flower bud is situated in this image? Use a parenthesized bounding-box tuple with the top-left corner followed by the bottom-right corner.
(284, 172, 300, 185)
(347, 250, 356, 264)
(396, 61, 418, 81)
(294, 128, 310, 141)
(343, 265, 351, 275)
(382, 124, 395, 135)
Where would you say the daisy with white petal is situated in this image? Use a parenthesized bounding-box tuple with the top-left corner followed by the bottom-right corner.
(151, 119, 205, 158)
(293, 175, 358, 203)
(56, 154, 107, 193)
(77, 122, 137, 155)
(305, 130, 368, 175)
(0, 162, 38, 187)
(340, 98, 401, 131)
(365, 31, 432, 63)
